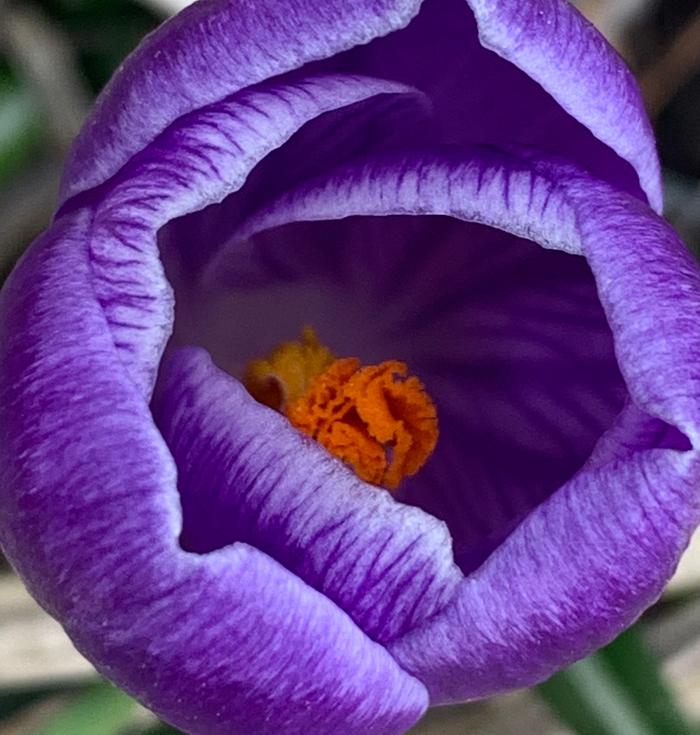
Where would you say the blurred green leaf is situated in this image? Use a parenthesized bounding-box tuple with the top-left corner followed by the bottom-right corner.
(0, 71, 44, 185)
(33, 681, 137, 735)
(42, 0, 159, 92)
(540, 656, 656, 735)
(599, 627, 697, 734)
(538, 627, 695, 735)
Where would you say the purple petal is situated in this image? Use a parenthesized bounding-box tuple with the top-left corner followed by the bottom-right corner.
(61, 0, 659, 214)
(196, 148, 700, 697)
(195, 148, 626, 574)
(85, 73, 423, 397)
(469, 0, 661, 210)
(568, 177, 700, 438)
(328, 0, 660, 208)
(215, 146, 582, 255)
(0, 211, 428, 735)
(59, 0, 424, 204)
(390, 168, 700, 700)
(392, 448, 699, 701)
(153, 346, 461, 643)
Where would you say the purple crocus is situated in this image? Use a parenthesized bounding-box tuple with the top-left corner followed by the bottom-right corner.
(1, 0, 700, 733)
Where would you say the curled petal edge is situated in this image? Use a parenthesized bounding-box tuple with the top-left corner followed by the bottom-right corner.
(466, 0, 662, 211)
(85, 73, 426, 397)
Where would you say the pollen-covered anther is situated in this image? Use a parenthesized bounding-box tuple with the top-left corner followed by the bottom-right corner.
(244, 326, 336, 411)
(286, 358, 439, 490)
(244, 328, 439, 490)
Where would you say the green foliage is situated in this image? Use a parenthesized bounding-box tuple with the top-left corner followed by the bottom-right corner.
(41, 0, 159, 92)
(0, 686, 65, 722)
(33, 682, 137, 735)
(539, 627, 697, 735)
(0, 66, 44, 186)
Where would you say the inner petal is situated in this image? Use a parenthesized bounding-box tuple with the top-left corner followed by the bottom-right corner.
(153, 347, 461, 643)
(328, 0, 653, 204)
(171, 213, 626, 575)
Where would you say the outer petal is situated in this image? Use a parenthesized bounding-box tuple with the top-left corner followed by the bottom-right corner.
(0, 210, 428, 735)
(59, 0, 424, 204)
(207, 148, 700, 698)
(61, 0, 660, 214)
(154, 347, 461, 644)
(84, 73, 424, 397)
(468, 0, 661, 210)
(392, 449, 699, 701)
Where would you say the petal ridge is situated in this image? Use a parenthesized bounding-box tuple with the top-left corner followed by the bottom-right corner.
(59, 0, 424, 204)
(87, 74, 424, 397)
(153, 346, 462, 644)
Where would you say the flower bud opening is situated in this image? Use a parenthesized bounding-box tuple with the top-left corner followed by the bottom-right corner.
(244, 328, 438, 490)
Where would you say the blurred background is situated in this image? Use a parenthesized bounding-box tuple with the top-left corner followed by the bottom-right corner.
(1, 0, 700, 733)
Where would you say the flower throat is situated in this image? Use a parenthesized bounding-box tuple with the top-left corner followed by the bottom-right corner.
(244, 327, 438, 490)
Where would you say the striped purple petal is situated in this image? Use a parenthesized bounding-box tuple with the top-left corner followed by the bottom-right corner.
(59, 0, 425, 204)
(192, 146, 700, 696)
(0, 0, 695, 731)
(84, 73, 425, 396)
(154, 346, 460, 644)
(0, 210, 428, 735)
(61, 0, 659, 211)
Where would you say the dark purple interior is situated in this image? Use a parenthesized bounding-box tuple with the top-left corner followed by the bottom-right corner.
(153, 0, 665, 575)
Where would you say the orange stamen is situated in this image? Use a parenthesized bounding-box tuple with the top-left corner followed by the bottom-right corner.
(244, 328, 438, 490)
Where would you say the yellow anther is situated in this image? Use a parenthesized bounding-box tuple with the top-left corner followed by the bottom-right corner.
(244, 326, 335, 410)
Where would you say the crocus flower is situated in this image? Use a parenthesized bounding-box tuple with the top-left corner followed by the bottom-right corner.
(1, 1, 700, 733)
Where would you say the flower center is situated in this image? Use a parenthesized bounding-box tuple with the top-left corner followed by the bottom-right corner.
(244, 327, 438, 490)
